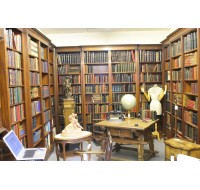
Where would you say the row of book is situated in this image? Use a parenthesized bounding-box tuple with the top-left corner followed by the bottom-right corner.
(172, 56, 181, 68)
(184, 31, 197, 52)
(172, 70, 182, 80)
(9, 69, 22, 86)
(41, 46, 47, 60)
(29, 57, 39, 71)
(165, 71, 170, 81)
(10, 104, 24, 123)
(141, 110, 157, 120)
(71, 86, 81, 94)
(139, 73, 162, 82)
(5, 29, 22, 51)
(184, 110, 198, 126)
(58, 53, 81, 64)
(112, 84, 135, 92)
(184, 96, 198, 110)
(84, 51, 108, 63)
(112, 73, 136, 83)
(184, 52, 198, 66)
(42, 86, 50, 98)
(73, 94, 82, 103)
(91, 94, 109, 103)
(42, 99, 49, 110)
(186, 82, 198, 94)
(185, 124, 198, 142)
(86, 104, 109, 113)
(85, 84, 109, 93)
(85, 74, 108, 83)
(42, 60, 48, 73)
(164, 46, 170, 60)
(44, 121, 51, 133)
(112, 62, 135, 73)
(43, 109, 50, 123)
(140, 63, 162, 72)
(171, 40, 181, 57)
(31, 100, 41, 116)
(184, 66, 198, 80)
(75, 105, 82, 113)
(172, 81, 182, 93)
(30, 72, 40, 85)
(10, 87, 23, 105)
(58, 65, 81, 74)
(165, 61, 170, 70)
(28, 36, 38, 57)
(111, 50, 135, 62)
(30, 87, 39, 98)
(7, 50, 22, 68)
(85, 65, 108, 74)
(58, 75, 81, 84)
(139, 50, 162, 62)
(11, 123, 26, 137)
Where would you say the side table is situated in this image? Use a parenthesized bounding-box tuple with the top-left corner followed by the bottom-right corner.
(54, 131, 92, 161)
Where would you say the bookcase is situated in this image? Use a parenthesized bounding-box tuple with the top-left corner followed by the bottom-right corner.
(56, 47, 82, 132)
(56, 45, 163, 133)
(162, 28, 200, 144)
(0, 28, 56, 157)
(0, 28, 28, 146)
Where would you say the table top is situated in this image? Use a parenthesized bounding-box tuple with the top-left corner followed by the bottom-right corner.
(54, 131, 92, 141)
(94, 118, 158, 131)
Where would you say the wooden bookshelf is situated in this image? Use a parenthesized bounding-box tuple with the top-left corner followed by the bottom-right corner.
(162, 28, 200, 144)
(138, 45, 163, 131)
(56, 47, 82, 133)
(56, 45, 163, 133)
(0, 28, 28, 146)
(0, 28, 56, 158)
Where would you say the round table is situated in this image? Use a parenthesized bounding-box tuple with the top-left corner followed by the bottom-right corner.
(54, 131, 92, 161)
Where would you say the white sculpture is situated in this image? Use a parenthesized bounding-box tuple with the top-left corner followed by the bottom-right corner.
(141, 84, 167, 115)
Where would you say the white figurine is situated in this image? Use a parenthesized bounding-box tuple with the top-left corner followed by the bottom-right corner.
(141, 84, 167, 115)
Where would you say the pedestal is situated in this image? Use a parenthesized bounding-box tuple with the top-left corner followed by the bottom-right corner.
(63, 98, 75, 127)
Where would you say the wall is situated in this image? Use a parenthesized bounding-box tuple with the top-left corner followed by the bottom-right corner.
(45, 29, 177, 46)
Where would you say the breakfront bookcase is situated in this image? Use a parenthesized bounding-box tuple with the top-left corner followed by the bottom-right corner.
(0, 28, 57, 158)
(56, 44, 163, 133)
(162, 28, 200, 144)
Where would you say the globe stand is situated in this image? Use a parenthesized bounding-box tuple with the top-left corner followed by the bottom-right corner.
(121, 94, 136, 120)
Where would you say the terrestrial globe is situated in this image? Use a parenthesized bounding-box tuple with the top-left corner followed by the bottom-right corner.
(121, 94, 136, 118)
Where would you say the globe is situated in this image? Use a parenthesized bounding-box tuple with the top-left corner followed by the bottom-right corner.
(121, 94, 136, 118)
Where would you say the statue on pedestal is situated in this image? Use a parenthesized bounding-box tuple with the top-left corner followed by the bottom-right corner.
(63, 76, 73, 99)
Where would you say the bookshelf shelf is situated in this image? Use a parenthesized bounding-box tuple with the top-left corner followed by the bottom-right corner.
(162, 28, 200, 143)
(0, 28, 56, 158)
(56, 45, 163, 135)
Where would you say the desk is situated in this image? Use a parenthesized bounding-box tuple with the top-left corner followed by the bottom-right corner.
(94, 118, 158, 161)
(54, 131, 92, 161)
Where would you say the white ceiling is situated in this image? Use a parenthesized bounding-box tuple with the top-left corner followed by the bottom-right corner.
(38, 28, 176, 46)
(39, 28, 172, 35)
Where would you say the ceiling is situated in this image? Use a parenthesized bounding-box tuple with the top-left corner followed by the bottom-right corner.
(38, 28, 172, 35)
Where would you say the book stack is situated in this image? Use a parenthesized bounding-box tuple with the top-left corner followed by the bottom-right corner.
(28, 36, 38, 57)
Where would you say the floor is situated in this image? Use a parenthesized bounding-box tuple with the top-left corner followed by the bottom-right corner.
(48, 138, 165, 161)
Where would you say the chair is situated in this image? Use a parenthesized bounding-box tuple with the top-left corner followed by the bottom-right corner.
(75, 131, 113, 161)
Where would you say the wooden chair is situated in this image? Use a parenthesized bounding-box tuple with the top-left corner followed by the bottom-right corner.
(75, 131, 113, 161)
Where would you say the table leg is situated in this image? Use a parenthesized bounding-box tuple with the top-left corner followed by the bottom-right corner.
(88, 138, 92, 161)
(138, 135, 144, 161)
(55, 143, 59, 161)
(62, 142, 66, 161)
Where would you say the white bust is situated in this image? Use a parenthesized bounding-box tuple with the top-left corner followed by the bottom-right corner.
(141, 84, 167, 115)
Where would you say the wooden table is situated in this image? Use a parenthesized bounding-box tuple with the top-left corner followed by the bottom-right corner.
(94, 118, 158, 161)
(54, 131, 92, 161)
